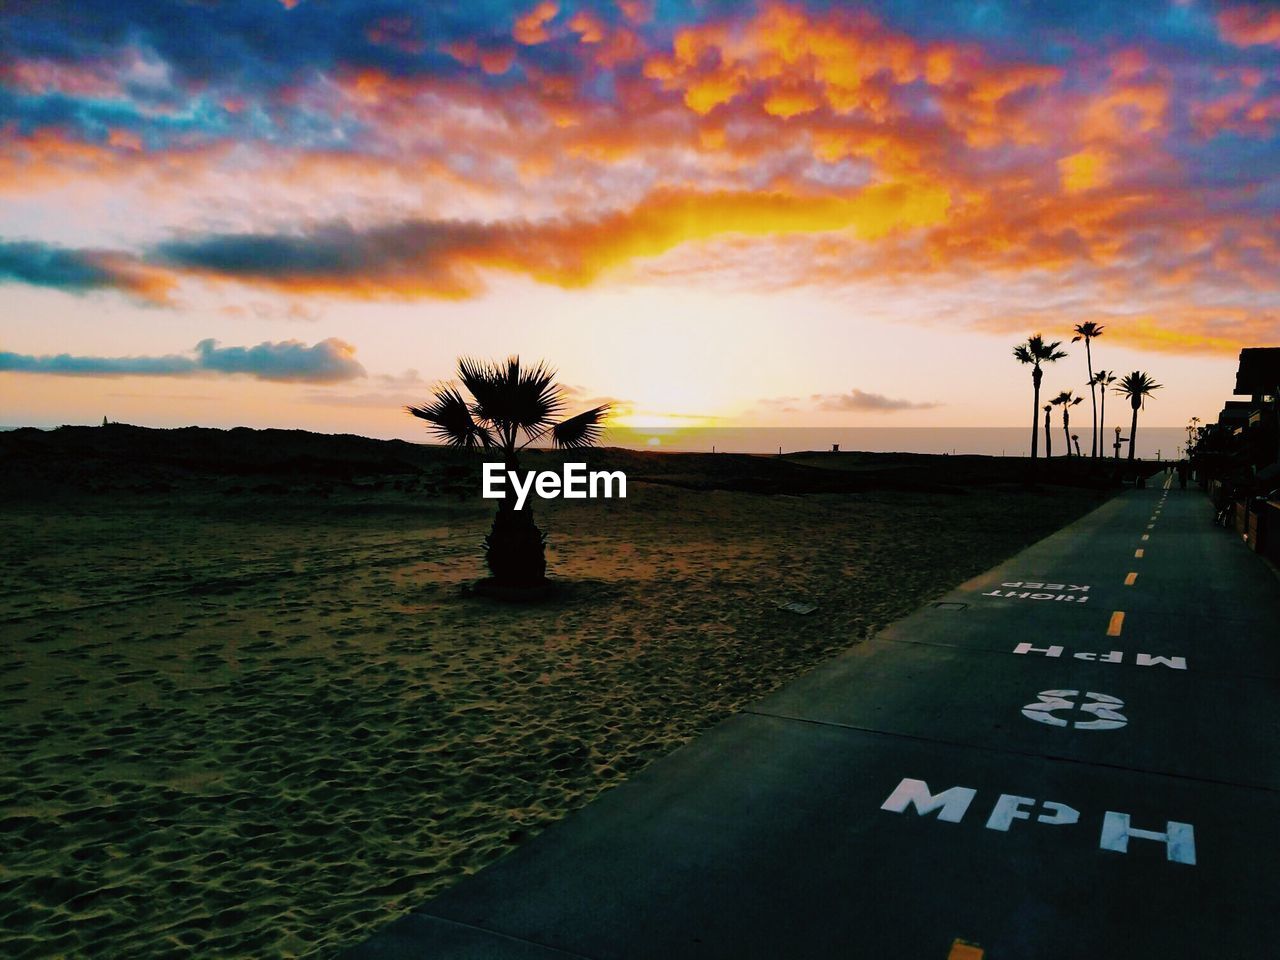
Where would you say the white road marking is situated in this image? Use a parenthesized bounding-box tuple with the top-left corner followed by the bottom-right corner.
(1021, 690, 1128, 731)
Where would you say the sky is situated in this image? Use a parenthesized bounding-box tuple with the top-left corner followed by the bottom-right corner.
(2, 0, 1279, 442)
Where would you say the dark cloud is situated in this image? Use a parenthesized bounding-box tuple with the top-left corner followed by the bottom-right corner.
(0, 240, 133, 291)
(0, 240, 172, 300)
(0, 338, 366, 382)
(152, 220, 489, 296)
(193, 338, 365, 381)
(812, 389, 940, 412)
(0, 350, 196, 376)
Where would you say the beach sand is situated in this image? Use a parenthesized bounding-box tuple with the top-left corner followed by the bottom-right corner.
(0, 428, 1113, 957)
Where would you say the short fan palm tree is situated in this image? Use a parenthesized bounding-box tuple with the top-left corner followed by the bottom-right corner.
(407, 356, 610, 586)
(1014, 334, 1068, 459)
(1072, 322, 1104, 457)
(1051, 390, 1083, 456)
(1115, 371, 1162, 462)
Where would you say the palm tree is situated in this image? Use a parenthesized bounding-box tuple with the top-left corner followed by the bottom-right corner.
(1051, 390, 1083, 456)
(1072, 434, 1082, 457)
(407, 356, 609, 586)
(1115, 371, 1162, 462)
(1043, 404, 1054, 457)
(1071, 322, 1104, 457)
(1092, 370, 1117, 449)
(1013, 334, 1068, 459)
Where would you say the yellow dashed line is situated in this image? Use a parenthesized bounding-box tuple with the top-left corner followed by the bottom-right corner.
(948, 940, 984, 960)
(1107, 611, 1125, 636)
(1125, 572, 1138, 585)
(1135, 549, 1145, 558)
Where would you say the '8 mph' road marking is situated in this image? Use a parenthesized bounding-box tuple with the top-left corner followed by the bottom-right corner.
(884, 475, 1200, 911)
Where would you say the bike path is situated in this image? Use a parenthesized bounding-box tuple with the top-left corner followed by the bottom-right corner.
(345, 477, 1280, 959)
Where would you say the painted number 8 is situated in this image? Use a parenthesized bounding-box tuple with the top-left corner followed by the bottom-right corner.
(1021, 689, 1128, 731)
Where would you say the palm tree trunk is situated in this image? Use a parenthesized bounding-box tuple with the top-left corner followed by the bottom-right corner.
(1086, 341, 1097, 458)
(1128, 404, 1139, 461)
(1031, 368, 1042, 459)
(1063, 409, 1071, 457)
(1100, 391, 1107, 454)
(1044, 409, 1052, 458)
(485, 445, 547, 585)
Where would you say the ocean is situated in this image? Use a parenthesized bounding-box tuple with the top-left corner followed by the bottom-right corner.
(603, 426, 1195, 461)
(2, 424, 1196, 461)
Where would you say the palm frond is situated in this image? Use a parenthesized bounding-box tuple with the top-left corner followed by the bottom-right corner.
(551, 403, 610, 450)
(1115, 371, 1162, 409)
(406, 387, 493, 449)
(515, 358, 564, 434)
(1072, 321, 1104, 342)
(458, 355, 564, 436)
(1016, 333, 1068, 364)
(457, 355, 508, 426)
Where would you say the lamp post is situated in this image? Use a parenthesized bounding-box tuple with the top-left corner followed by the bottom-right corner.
(1113, 426, 1123, 459)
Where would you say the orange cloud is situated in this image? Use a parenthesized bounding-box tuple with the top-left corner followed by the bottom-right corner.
(0, 127, 234, 194)
(158, 181, 950, 301)
(975, 308, 1280, 357)
(5, 0, 1277, 363)
(0, 58, 123, 98)
(1192, 74, 1280, 139)
(365, 17, 426, 55)
(1077, 81, 1168, 142)
(762, 84, 820, 118)
(568, 11, 606, 44)
(443, 41, 517, 75)
(514, 1, 558, 45)
(1058, 147, 1113, 193)
(617, 0, 653, 25)
(642, 1, 1061, 139)
(1218, 6, 1280, 47)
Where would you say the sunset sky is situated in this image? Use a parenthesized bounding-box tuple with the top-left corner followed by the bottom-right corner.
(2, 0, 1279, 440)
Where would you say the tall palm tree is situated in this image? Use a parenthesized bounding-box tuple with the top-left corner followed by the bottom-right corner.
(1013, 334, 1068, 459)
(1071, 322, 1104, 457)
(1092, 370, 1117, 451)
(407, 356, 609, 586)
(1043, 404, 1054, 457)
(1115, 371, 1162, 462)
(1051, 390, 1083, 456)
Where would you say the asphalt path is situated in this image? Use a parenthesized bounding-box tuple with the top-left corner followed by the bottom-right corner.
(345, 476, 1280, 959)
